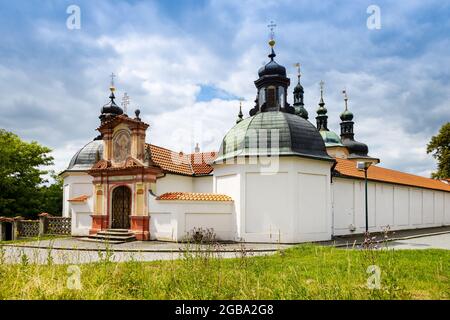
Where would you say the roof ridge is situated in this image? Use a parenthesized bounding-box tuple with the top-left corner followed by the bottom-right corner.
(335, 158, 450, 192)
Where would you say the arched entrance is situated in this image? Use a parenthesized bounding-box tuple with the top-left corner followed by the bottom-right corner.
(111, 186, 131, 229)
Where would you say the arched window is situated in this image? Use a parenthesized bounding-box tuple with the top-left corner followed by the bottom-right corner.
(258, 88, 266, 106)
(267, 86, 276, 107)
(278, 86, 285, 109)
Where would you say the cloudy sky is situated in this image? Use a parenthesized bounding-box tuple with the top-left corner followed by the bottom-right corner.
(0, 0, 449, 177)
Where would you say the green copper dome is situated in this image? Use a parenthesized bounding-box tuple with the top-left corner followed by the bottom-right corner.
(340, 109, 354, 121)
(215, 111, 333, 163)
(319, 130, 344, 147)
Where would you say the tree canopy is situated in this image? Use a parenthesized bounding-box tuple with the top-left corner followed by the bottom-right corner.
(0, 129, 62, 218)
(427, 122, 450, 179)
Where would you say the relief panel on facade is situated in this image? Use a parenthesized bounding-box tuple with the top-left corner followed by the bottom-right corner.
(113, 129, 131, 164)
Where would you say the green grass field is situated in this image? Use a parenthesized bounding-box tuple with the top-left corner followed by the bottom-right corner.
(0, 244, 448, 300)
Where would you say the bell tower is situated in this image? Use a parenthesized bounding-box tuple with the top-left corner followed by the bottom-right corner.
(250, 22, 295, 116)
(88, 79, 162, 241)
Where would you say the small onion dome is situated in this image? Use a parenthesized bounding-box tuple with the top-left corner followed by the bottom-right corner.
(101, 90, 123, 116)
(340, 109, 354, 121)
(296, 106, 309, 120)
(343, 139, 369, 157)
(67, 140, 104, 171)
(215, 111, 333, 163)
(258, 48, 287, 78)
(317, 104, 327, 115)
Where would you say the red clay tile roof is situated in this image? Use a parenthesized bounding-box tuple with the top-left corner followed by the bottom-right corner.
(190, 151, 217, 175)
(147, 144, 449, 192)
(335, 158, 450, 192)
(147, 144, 216, 176)
(156, 192, 232, 201)
(68, 195, 89, 202)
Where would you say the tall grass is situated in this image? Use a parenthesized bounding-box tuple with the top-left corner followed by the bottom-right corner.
(0, 241, 448, 300)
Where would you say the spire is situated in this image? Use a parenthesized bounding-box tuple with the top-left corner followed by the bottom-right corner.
(319, 80, 325, 106)
(267, 21, 277, 60)
(236, 100, 244, 124)
(316, 80, 328, 131)
(340, 89, 354, 122)
(99, 72, 123, 125)
(339, 89, 371, 158)
(340, 89, 354, 139)
(293, 63, 308, 119)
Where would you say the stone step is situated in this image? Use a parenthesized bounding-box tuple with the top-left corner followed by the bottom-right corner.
(97, 230, 135, 237)
(79, 237, 126, 244)
(91, 234, 136, 242)
(105, 229, 130, 233)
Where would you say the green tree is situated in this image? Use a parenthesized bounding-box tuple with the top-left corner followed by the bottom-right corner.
(0, 129, 57, 218)
(427, 122, 450, 179)
(37, 172, 63, 216)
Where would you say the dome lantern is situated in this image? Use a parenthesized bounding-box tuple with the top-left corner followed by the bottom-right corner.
(99, 73, 123, 125)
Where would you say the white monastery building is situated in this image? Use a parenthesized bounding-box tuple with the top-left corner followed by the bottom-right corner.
(61, 39, 450, 243)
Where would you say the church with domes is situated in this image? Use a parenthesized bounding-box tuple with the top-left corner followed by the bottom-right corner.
(61, 38, 450, 243)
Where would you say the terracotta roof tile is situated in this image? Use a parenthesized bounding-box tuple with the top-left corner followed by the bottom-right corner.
(190, 151, 217, 175)
(147, 144, 215, 176)
(335, 158, 450, 192)
(156, 192, 232, 201)
(147, 143, 449, 192)
(68, 195, 89, 202)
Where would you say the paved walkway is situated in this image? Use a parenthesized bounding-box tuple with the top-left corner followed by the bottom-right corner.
(386, 233, 450, 250)
(1, 227, 449, 264)
(0, 239, 291, 264)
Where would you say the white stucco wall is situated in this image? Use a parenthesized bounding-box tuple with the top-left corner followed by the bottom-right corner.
(154, 174, 194, 194)
(332, 177, 450, 236)
(62, 172, 94, 236)
(149, 195, 234, 241)
(153, 173, 213, 194)
(213, 156, 333, 243)
(193, 176, 213, 193)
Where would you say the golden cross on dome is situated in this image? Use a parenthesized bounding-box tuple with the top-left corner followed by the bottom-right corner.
(320, 80, 325, 94)
(110, 72, 116, 91)
(267, 21, 277, 47)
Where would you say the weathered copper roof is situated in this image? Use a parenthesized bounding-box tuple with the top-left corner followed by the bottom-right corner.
(215, 111, 334, 163)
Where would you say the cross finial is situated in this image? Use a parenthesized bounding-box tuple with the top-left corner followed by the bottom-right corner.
(110, 72, 116, 86)
(320, 80, 325, 96)
(109, 72, 116, 92)
(121, 92, 130, 115)
(294, 63, 301, 82)
(237, 98, 244, 123)
(267, 20, 277, 47)
(342, 89, 349, 111)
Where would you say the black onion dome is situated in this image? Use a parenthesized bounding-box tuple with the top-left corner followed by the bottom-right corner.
(215, 111, 333, 163)
(293, 82, 304, 93)
(101, 91, 123, 116)
(67, 140, 103, 171)
(342, 139, 369, 157)
(258, 49, 287, 78)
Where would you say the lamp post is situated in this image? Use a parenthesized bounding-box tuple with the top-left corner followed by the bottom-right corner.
(356, 159, 378, 233)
